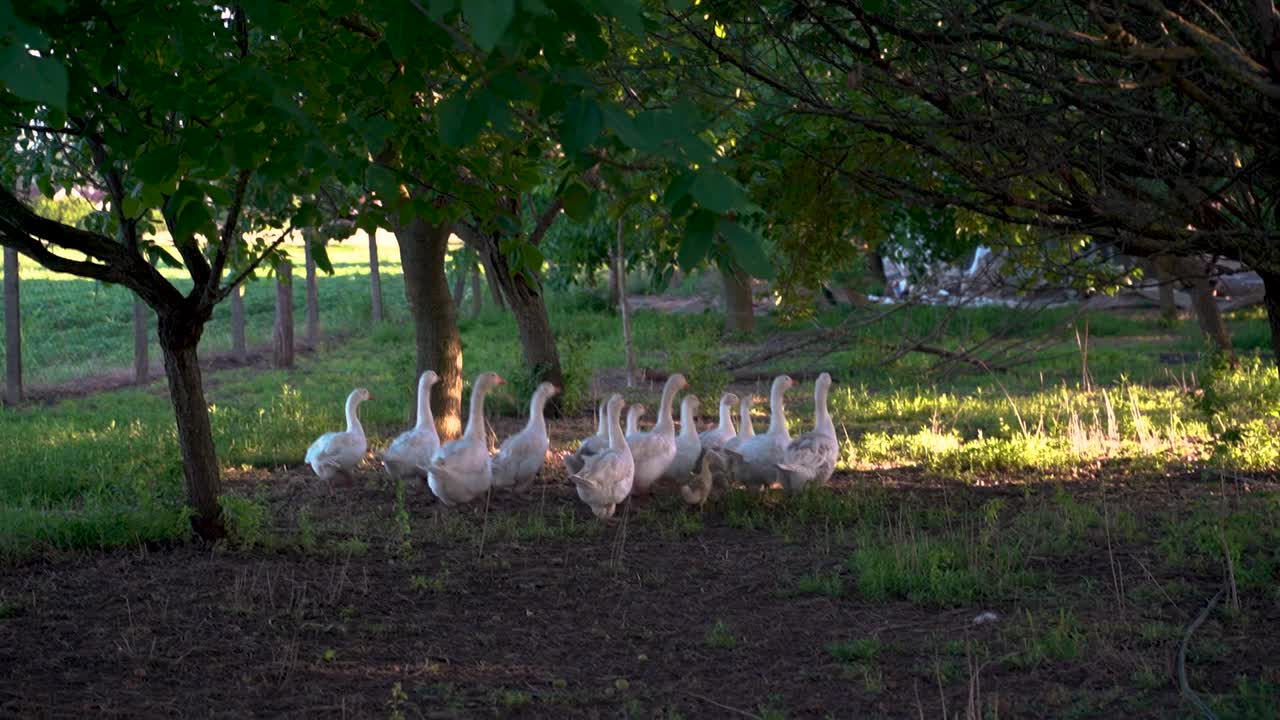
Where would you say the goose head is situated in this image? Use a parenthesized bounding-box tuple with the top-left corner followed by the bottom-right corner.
(536, 381, 560, 398)
(476, 372, 506, 391)
(352, 387, 374, 403)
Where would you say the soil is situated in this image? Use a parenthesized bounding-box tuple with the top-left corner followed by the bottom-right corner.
(2, 410, 1277, 718)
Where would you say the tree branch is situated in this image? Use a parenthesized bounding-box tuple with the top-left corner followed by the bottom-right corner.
(212, 223, 294, 305)
(200, 168, 252, 310)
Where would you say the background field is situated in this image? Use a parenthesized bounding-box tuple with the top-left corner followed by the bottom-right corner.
(1, 260, 1278, 717)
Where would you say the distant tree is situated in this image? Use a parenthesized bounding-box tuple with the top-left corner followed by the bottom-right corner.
(670, 0, 1280, 364)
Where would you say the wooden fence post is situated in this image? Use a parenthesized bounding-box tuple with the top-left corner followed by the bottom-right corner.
(273, 260, 294, 368)
(3, 247, 21, 405)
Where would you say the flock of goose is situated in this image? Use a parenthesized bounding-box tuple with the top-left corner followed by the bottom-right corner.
(304, 370, 838, 519)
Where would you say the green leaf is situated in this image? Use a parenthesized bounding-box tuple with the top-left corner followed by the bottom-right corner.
(464, 0, 516, 52)
(144, 243, 183, 269)
(560, 95, 601, 156)
(436, 91, 488, 147)
(133, 144, 181, 185)
(384, 2, 418, 60)
(311, 239, 334, 275)
(720, 219, 774, 279)
(691, 170, 750, 213)
(679, 209, 716, 268)
(366, 164, 400, 200)
(665, 0, 690, 10)
(663, 171, 696, 208)
(561, 182, 593, 221)
(608, 1, 646, 35)
(0, 46, 69, 111)
(173, 199, 213, 242)
(863, 0, 885, 14)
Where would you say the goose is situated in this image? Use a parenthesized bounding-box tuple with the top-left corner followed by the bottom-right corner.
(570, 394, 634, 519)
(777, 373, 839, 492)
(724, 393, 756, 451)
(305, 387, 373, 494)
(427, 372, 505, 506)
(679, 449, 715, 507)
(626, 373, 688, 495)
(663, 395, 702, 480)
(699, 392, 739, 450)
(382, 371, 441, 487)
(724, 375, 794, 488)
(625, 402, 647, 435)
(564, 399, 607, 475)
(491, 382, 559, 494)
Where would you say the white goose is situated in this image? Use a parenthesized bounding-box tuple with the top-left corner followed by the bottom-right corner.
(564, 399, 607, 475)
(305, 387, 373, 494)
(427, 372, 505, 506)
(724, 375, 794, 488)
(663, 395, 702, 480)
(724, 393, 756, 451)
(625, 402, 647, 435)
(777, 373, 838, 492)
(382, 371, 440, 487)
(570, 394, 634, 519)
(626, 373, 688, 495)
(699, 392, 739, 451)
(492, 382, 559, 494)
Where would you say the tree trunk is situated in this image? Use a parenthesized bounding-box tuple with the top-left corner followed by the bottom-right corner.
(453, 222, 566, 416)
(479, 252, 506, 310)
(451, 267, 466, 306)
(617, 220, 636, 388)
(867, 250, 888, 287)
(1172, 257, 1234, 360)
(133, 298, 149, 384)
(303, 231, 320, 347)
(368, 231, 384, 324)
(230, 283, 247, 362)
(397, 219, 464, 439)
(1153, 257, 1179, 325)
(273, 260, 294, 368)
(3, 247, 21, 405)
(157, 309, 225, 541)
(607, 258, 621, 307)
(1260, 268, 1280, 375)
(470, 262, 483, 319)
(722, 261, 755, 334)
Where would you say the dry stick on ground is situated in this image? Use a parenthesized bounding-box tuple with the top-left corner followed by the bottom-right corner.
(1178, 581, 1226, 720)
(721, 302, 911, 372)
(685, 691, 763, 720)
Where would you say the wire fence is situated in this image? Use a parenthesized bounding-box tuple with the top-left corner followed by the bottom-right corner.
(0, 232, 407, 392)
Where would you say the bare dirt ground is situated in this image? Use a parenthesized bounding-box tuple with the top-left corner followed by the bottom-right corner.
(1, 409, 1276, 719)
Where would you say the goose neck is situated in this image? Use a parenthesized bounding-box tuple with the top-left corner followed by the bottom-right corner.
(345, 392, 364, 435)
(767, 382, 788, 436)
(414, 377, 433, 431)
(607, 402, 629, 450)
(679, 400, 698, 438)
(527, 389, 549, 433)
(463, 381, 490, 440)
(815, 383, 834, 437)
(655, 381, 680, 434)
(718, 398, 736, 435)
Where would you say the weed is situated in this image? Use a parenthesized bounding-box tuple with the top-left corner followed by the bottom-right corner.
(334, 536, 369, 556)
(1017, 609, 1085, 664)
(827, 636, 882, 663)
(392, 479, 412, 557)
(795, 571, 844, 597)
(705, 620, 737, 650)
